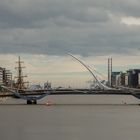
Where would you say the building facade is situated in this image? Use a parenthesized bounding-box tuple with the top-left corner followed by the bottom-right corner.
(0, 67, 12, 87)
(127, 69, 140, 88)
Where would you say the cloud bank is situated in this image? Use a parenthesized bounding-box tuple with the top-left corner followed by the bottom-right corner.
(0, 0, 140, 56)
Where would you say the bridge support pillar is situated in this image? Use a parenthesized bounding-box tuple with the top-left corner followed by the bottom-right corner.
(27, 100, 37, 104)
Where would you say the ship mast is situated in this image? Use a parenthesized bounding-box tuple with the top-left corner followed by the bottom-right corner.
(15, 56, 27, 90)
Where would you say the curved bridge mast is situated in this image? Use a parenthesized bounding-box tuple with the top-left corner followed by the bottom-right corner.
(68, 53, 111, 90)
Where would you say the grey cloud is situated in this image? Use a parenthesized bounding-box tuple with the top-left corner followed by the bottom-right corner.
(0, 0, 110, 28)
(109, 0, 140, 17)
(0, 0, 140, 56)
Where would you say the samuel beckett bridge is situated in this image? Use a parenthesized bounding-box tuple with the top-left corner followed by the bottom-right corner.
(0, 54, 140, 104)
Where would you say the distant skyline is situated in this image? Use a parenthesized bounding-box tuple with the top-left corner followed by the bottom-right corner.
(0, 0, 140, 87)
(0, 54, 140, 88)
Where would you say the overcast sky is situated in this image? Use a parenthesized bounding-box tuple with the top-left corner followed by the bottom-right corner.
(0, 0, 140, 87)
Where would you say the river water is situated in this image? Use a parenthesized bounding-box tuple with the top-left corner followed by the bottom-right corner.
(0, 100, 140, 140)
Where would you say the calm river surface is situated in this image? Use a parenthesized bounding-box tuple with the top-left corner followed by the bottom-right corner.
(0, 100, 140, 140)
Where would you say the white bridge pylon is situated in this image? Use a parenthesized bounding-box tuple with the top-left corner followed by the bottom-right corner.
(68, 53, 111, 90)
